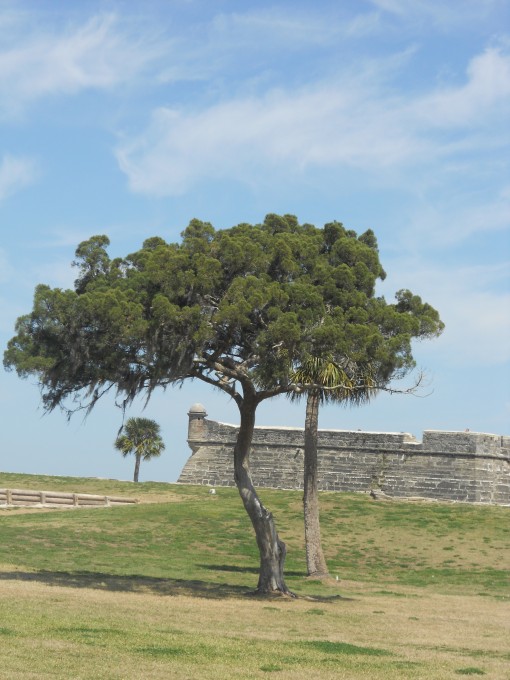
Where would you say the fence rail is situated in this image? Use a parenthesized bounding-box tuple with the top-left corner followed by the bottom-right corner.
(0, 488, 138, 508)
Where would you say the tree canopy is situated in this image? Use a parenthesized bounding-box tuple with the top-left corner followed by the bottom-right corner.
(5, 216, 442, 410)
(4, 214, 444, 594)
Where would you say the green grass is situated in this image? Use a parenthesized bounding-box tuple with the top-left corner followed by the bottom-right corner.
(303, 640, 391, 656)
(1, 473, 509, 679)
(455, 669, 486, 676)
(1, 472, 509, 595)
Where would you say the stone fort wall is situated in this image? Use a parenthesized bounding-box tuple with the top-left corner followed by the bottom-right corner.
(178, 404, 510, 505)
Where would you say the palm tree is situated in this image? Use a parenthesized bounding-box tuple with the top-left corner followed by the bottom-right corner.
(291, 357, 375, 578)
(114, 417, 165, 482)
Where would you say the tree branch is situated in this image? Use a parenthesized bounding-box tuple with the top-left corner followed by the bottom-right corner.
(190, 368, 242, 406)
(292, 370, 430, 397)
(255, 384, 295, 403)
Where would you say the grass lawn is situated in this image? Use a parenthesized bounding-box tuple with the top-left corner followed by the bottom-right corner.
(0, 472, 509, 679)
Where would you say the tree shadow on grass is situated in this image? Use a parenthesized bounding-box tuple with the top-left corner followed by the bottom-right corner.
(198, 564, 306, 577)
(0, 569, 250, 599)
(0, 569, 350, 602)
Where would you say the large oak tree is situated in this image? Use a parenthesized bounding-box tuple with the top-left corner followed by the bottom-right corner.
(4, 214, 443, 595)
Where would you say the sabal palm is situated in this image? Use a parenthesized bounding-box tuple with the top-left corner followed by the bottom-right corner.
(291, 357, 375, 577)
(114, 417, 165, 482)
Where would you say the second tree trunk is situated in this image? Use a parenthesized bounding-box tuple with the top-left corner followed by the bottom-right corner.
(303, 390, 329, 577)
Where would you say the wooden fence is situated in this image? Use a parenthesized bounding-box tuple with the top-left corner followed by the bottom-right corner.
(0, 488, 138, 508)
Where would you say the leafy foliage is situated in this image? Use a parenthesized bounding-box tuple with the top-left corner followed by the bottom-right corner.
(4, 214, 443, 415)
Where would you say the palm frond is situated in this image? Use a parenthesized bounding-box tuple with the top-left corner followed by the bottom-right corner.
(114, 416, 165, 460)
(290, 355, 377, 405)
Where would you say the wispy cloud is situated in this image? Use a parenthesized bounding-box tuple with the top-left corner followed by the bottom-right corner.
(402, 186, 510, 248)
(155, 7, 386, 88)
(0, 154, 37, 201)
(410, 47, 510, 127)
(116, 44, 510, 196)
(0, 12, 167, 117)
(208, 7, 384, 49)
(369, 0, 507, 29)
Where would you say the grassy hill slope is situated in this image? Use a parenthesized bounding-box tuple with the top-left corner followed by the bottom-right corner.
(0, 472, 508, 679)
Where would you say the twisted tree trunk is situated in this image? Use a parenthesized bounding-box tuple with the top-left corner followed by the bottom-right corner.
(234, 396, 293, 595)
(303, 391, 329, 577)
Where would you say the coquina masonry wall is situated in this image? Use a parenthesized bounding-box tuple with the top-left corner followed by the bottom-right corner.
(178, 404, 510, 505)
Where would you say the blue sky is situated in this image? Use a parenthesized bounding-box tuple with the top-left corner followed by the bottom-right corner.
(1, 0, 509, 483)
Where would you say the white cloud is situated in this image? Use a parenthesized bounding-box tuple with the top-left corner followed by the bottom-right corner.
(0, 13, 166, 117)
(116, 45, 510, 196)
(115, 78, 421, 196)
(411, 47, 510, 127)
(0, 154, 37, 201)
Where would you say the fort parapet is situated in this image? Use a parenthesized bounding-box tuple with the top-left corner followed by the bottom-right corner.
(178, 404, 510, 505)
